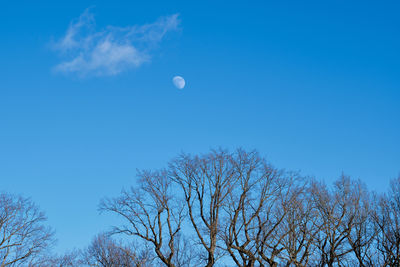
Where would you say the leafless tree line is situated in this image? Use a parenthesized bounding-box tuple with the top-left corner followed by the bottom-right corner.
(1, 148, 399, 266)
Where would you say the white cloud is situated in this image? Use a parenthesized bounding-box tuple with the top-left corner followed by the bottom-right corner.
(52, 9, 179, 76)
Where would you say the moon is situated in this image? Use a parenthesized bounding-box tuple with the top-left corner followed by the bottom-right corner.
(172, 76, 185, 89)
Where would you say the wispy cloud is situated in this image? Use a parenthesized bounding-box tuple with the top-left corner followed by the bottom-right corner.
(52, 9, 180, 76)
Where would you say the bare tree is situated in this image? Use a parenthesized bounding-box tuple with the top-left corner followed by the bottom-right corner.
(169, 149, 237, 267)
(309, 175, 373, 267)
(96, 148, 399, 267)
(100, 169, 185, 267)
(81, 233, 150, 267)
(221, 149, 287, 267)
(38, 250, 81, 267)
(255, 173, 304, 267)
(344, 180, 376, 267)
(278, 181, 320, 267)
(372, 176, 400, 266)
(0, 193, 54, 267)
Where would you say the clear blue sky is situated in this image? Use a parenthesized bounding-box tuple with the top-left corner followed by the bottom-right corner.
(1, 0, 399, 253)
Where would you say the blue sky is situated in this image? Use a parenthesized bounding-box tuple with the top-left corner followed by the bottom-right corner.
(1, 0, 399, 253)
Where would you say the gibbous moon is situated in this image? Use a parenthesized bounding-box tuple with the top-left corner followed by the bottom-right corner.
(172, 76, 185, 89)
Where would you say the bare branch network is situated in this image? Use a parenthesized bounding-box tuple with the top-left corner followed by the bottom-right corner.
(1, 148, 399, 266)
